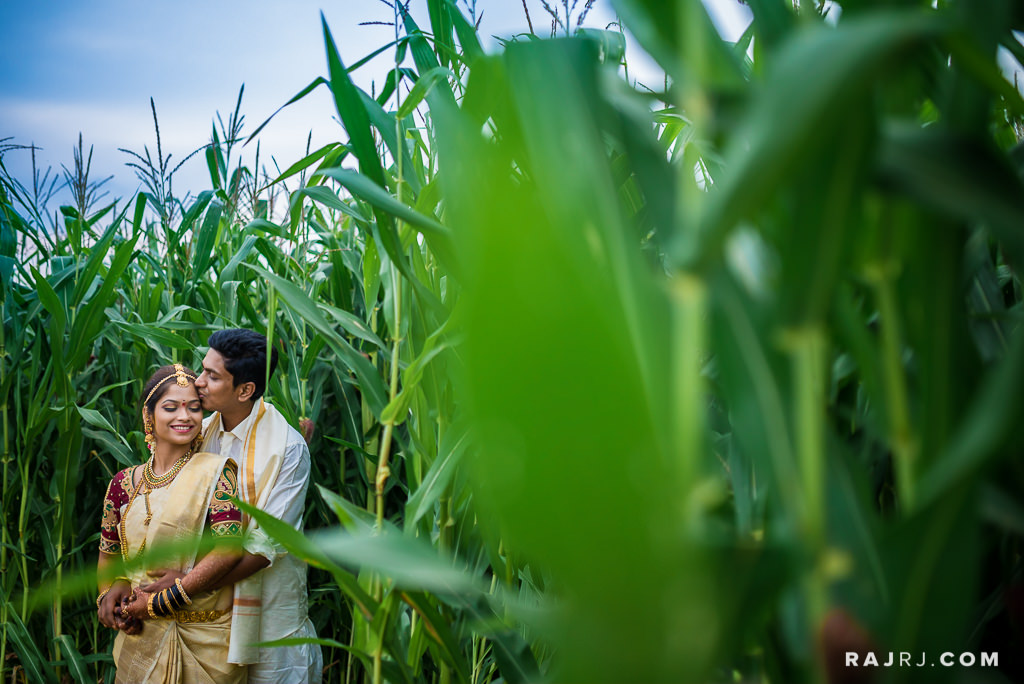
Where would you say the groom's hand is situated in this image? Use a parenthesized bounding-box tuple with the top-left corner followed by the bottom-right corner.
(139, 568, 185, 593)
(97, 581, 132, 629)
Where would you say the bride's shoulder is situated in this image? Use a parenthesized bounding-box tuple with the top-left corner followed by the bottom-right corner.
(111, 464, 138, 482)
(105, 464, 140, 497)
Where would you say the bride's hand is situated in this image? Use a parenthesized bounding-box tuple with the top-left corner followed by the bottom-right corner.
(120, 590, 153, 622)
(139, 568, 185, 594)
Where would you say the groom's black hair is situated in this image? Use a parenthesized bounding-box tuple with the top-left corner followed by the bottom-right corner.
(208, 329, 279, 401)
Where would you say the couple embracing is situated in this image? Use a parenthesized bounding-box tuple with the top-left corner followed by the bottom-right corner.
(95, 329, 323, 683)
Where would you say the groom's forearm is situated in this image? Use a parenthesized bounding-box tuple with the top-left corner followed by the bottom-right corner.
(208, 552, 270, 590)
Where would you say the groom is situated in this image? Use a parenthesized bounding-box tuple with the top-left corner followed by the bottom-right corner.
(146, 328, 322, 682)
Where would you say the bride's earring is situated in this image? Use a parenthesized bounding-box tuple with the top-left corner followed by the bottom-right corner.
(143, 408, 156, 453)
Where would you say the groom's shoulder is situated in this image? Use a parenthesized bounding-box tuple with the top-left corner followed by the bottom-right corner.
(263, 401, 309, 454)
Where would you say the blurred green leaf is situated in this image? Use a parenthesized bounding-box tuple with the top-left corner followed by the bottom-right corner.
(311, 528, 482, 596)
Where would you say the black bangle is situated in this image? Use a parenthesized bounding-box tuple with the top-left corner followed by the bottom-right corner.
(167, 583, 179, 610)
(156, 590, 170, 617)
(168, 583, 184, 611)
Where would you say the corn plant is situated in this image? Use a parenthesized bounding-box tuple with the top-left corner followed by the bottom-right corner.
(3, 0, 1024, 683)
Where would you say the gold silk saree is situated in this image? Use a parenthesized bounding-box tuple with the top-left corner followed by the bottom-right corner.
(112, 452, 245, 684)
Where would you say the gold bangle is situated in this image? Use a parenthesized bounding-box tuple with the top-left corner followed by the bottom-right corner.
(166, 584, 183, 611)
(175, 578, 192, 606)
(147, 592, 158, 619)
(97, 575, 131, 608)
(157, 589, 171, 616)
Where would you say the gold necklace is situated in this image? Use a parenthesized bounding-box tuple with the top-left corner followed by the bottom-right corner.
(142, 447, 194, 489)
(118, 444, 197, 562)
(119, 466, 147, 563)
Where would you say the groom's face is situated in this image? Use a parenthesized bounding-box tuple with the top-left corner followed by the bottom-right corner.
(195, 349, 239, 412)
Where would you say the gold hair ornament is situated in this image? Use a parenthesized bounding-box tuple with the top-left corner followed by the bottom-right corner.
(144, 364, 196, 407)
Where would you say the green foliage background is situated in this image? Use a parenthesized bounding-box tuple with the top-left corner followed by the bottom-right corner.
(2, 1, 1024, 683)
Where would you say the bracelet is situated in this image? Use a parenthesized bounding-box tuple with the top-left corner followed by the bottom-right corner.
(166, 584, 182, 611)
(97, 575, 132, 608)
(147, 593, 158, 619)
(175, 578, 192, 606)
(158, 590, 171, 617)
(167, 589, 182, 614)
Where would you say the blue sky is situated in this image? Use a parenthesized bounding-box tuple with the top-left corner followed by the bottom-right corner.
(0, 1, 750, 208)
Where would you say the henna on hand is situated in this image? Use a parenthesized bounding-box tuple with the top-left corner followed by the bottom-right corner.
(140, 568, 185, 594)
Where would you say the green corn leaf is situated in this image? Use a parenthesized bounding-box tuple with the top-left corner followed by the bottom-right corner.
(314, 168, 449, 239)
(264, 143, 343, 188)
(68, 230, 140, 368)
(191, 200, 223, 283)
(321, 13, 387, 188)
(401, 591, 472, 682)
(179, 191, 214, 234)
(245, 263, 388, 417)
(252, 636, 351, 651)
(76, 406, 121, 435)
(358, 90, 422, 195)
(83, 428, 136, 467)
(400, 7, 456, 109)
(576, 29, 626, 64)
(917, 329, 1024, 508)
(381, 320, 458, 426)
(295, 185, 369, 225)
(397, 67, 456, 120)
(310, 528, 481, 596)
(426, 0, 455, 68)
(322, 302, 387, 350)
(70, 206, 128, 306)
(317, 484, 377, 534)
(220, 234, 259, 283)
(610, 0, 745, 91)
(32, 268, 67, 342)
(4, 604, 57, 684)
(114, 321, 193, 350)
(232, 497, 378, 619)
(55, 635, 90, 684)
(441, 593, 541, 684)
(692, 12, 946, 271)
(446, 0, 483, 60)
(406, 429, 468, 527)
(247, 77, 328, 143)
(876, 123, 1024, 270)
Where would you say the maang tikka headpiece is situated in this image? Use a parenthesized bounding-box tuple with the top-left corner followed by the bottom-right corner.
(143, 364, 197, 452)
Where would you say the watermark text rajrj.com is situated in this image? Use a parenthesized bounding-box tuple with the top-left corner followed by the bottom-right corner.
(846, 652, 998, 668)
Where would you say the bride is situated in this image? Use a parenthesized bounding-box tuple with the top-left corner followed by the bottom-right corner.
(96, 364, 245, 683)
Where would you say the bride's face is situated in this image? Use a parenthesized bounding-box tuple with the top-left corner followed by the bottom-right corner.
(151, 384, 202, 447)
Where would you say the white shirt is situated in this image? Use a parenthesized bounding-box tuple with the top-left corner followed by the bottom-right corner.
(202, 402, 311, 641)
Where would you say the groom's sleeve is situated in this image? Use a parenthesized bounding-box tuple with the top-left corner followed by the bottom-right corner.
(243, 436, 311, 565)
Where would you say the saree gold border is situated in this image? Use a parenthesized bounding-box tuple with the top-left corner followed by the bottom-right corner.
(201, 400, 267, 529)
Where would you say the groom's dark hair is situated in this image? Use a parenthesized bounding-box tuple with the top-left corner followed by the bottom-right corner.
(208, 329, 279, 401)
